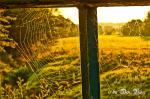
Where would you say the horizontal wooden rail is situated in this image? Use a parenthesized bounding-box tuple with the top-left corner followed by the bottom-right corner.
(1, 0, 150, 8)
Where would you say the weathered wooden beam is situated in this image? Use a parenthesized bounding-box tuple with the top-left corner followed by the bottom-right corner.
(79, 7, 90, 99)
(0, 0, 77, 4)
(97, 0, 150, 6)
(1, 0, 150, 8)
(79, 5, 100, 99)
(0, 0, 78, 8)
(86, 7, 100, 99)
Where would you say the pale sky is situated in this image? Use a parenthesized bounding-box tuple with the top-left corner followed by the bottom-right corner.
(59, 6, 150, 24)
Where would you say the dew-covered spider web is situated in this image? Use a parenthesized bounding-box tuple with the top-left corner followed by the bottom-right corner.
(0, 8, 81, 98)
(98, 7, 150, 98)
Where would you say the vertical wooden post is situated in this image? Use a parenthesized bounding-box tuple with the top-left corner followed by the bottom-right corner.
(79, 5, 100, 99)
(79, 7, 90, 99)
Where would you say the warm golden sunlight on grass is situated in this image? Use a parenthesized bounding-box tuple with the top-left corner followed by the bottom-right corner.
(99, 35, 150, 53)
(1, 7, 150, 99)
(54, 36, 150, 54)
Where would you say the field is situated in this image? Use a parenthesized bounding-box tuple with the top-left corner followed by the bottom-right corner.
(1, 35, 150, 99)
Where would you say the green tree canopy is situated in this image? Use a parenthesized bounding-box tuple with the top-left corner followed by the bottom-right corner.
(143, 11, 150, 36)
(103, 26, 115, 35)
(121, 19, 143, 36)
(4, 8, 78, 48)
(1, 8, 78, 65)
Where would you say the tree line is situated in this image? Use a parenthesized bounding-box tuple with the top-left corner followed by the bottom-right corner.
(99, 11, 150, 36)
(0, 8, 78, 68)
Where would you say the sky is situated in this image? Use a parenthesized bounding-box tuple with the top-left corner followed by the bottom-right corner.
(59, 6, 150, 24)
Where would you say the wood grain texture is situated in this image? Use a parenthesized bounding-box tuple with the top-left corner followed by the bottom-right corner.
(79, 6, 100, 99)
(1, 0, 150, 8)
(79, 7, 90, 99)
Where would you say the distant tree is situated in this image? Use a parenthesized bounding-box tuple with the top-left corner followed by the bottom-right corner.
(121, 19, 143, 36)
(98, 25, 103, 35)
(143, 11, 150, 36)
(103, 26, 115, 35)
(53, 16, 78, 38)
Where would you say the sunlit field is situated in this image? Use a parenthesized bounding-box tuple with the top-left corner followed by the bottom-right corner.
(1, 7, 150, 99)
(54, 35, 150, 98)
(57, 35, 150, 53)
(1, 35, 150, 98)
(51, 35, 150, 98)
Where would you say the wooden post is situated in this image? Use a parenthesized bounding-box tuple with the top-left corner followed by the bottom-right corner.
(79, 5, 100, 99)
(79, 7, 90, 99)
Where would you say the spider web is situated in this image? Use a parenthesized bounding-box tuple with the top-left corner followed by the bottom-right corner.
(7, 8, 81, 97)
(15, 9, 53, 73)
